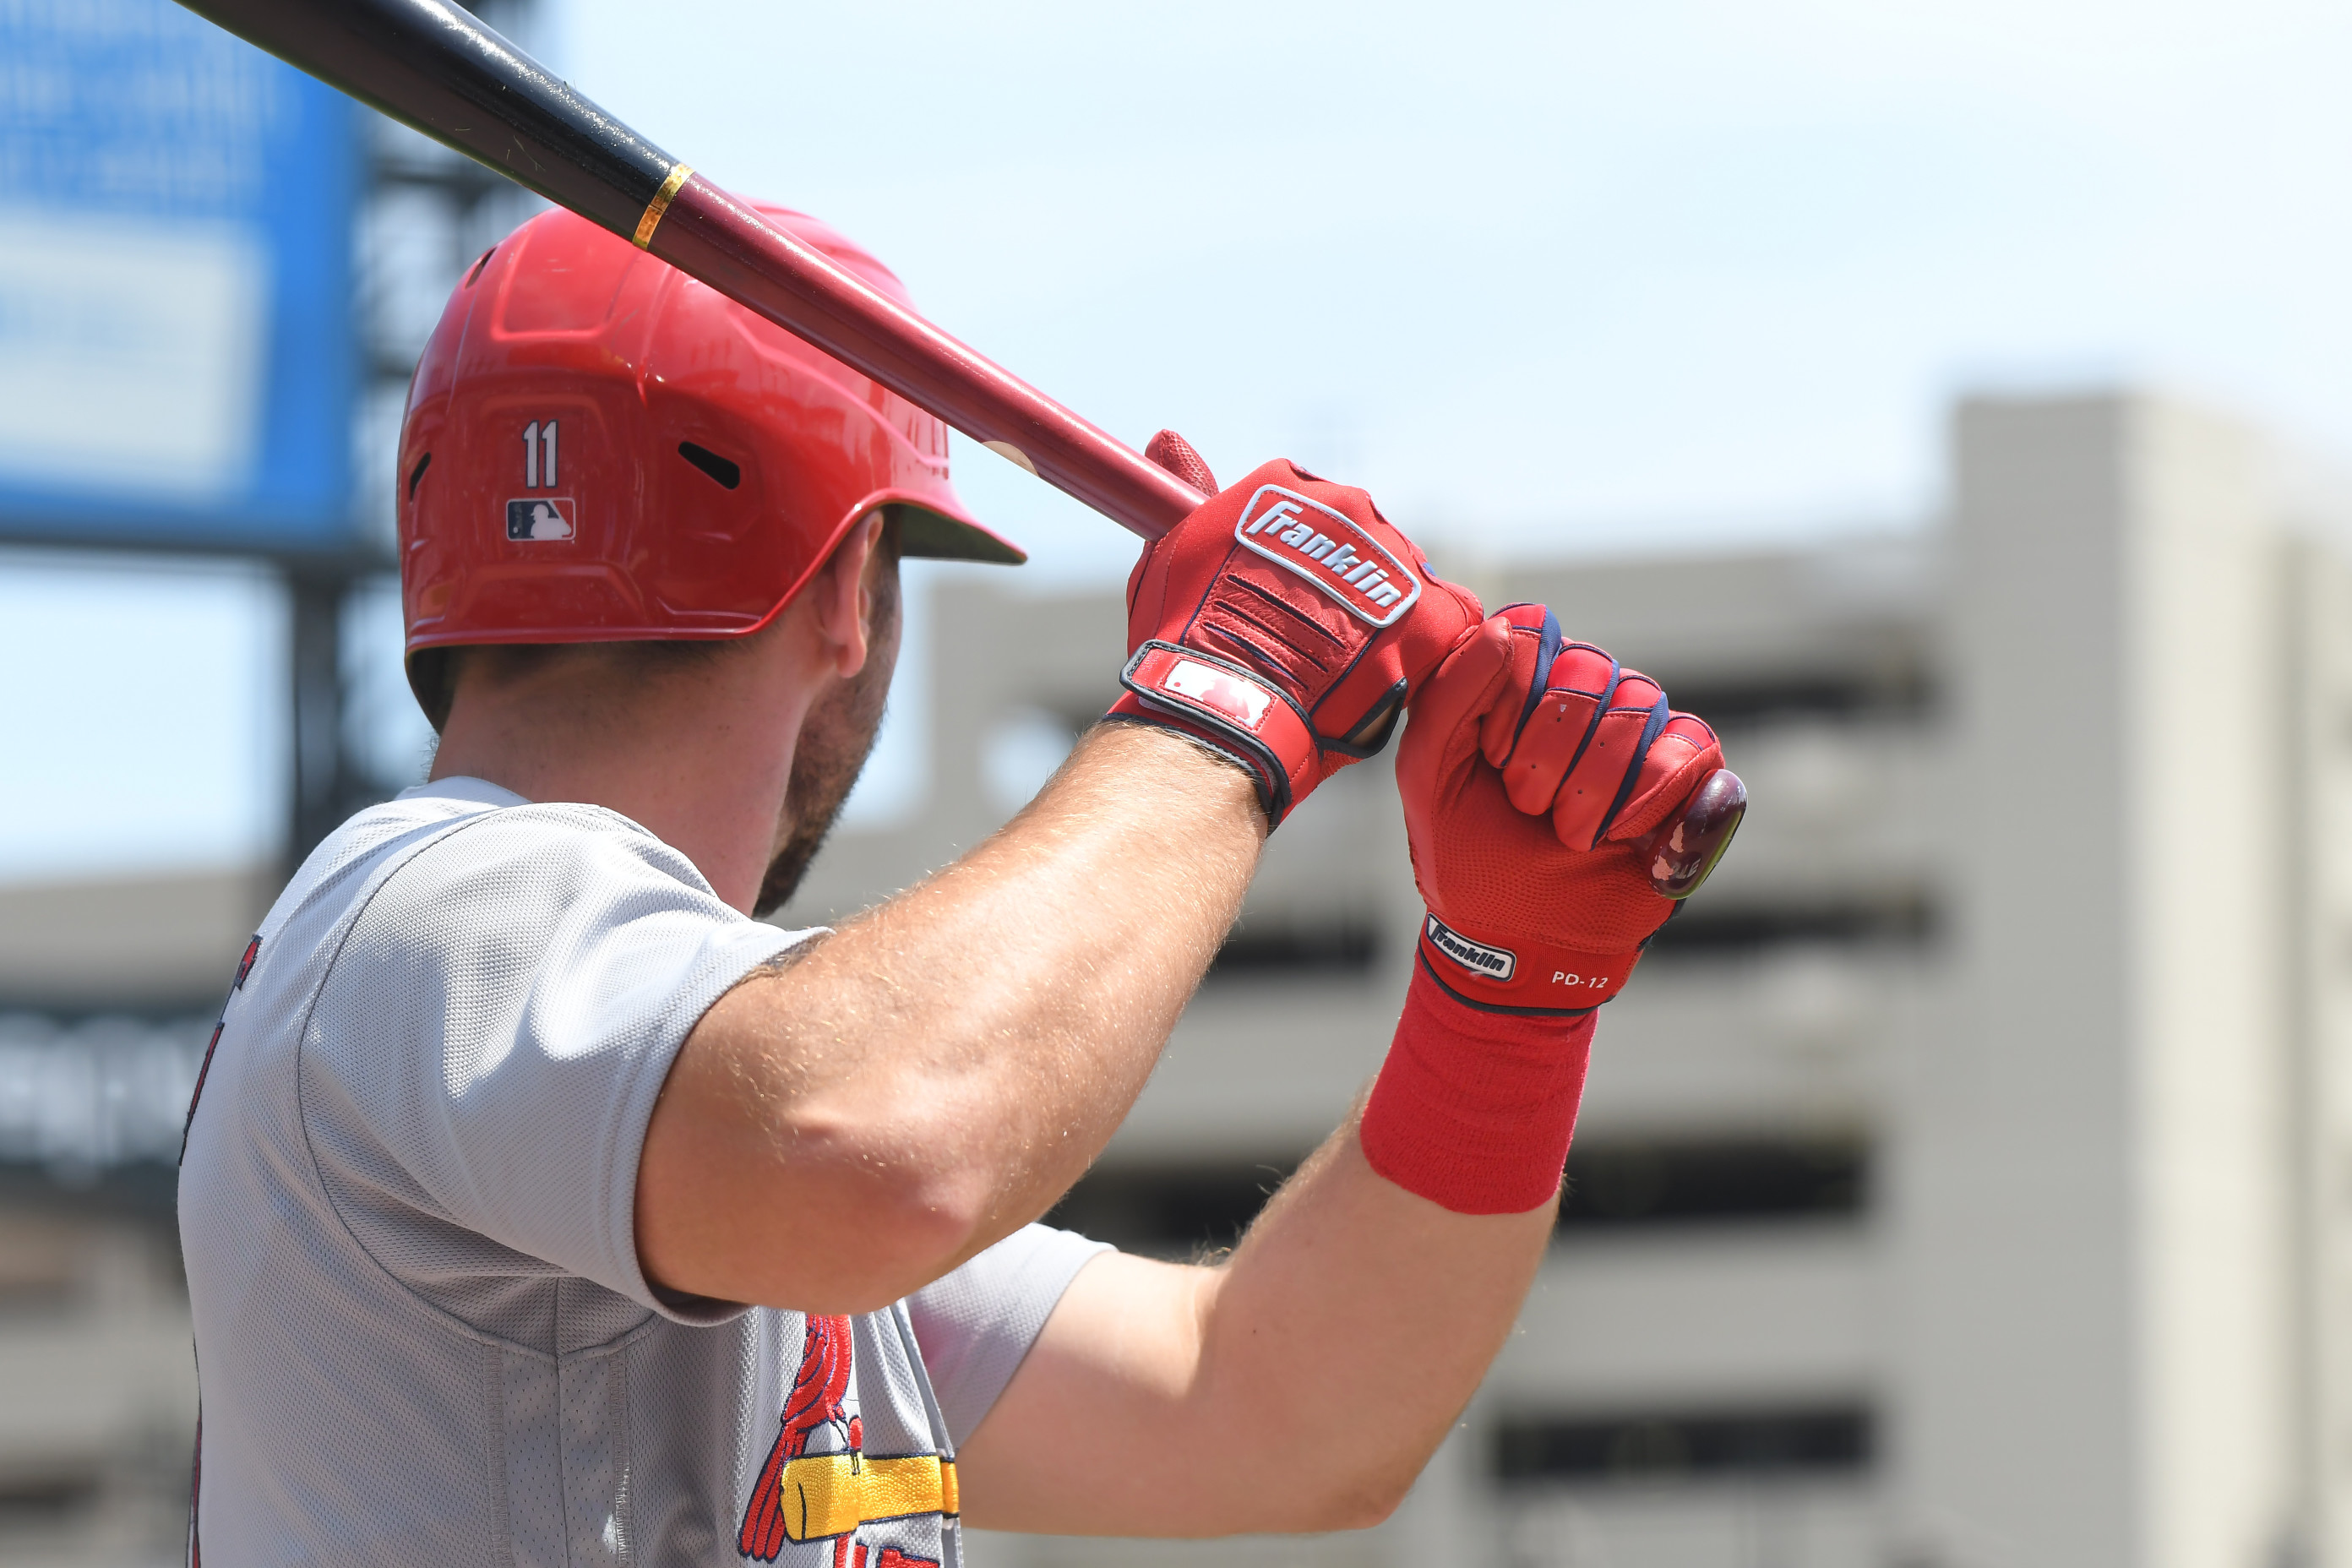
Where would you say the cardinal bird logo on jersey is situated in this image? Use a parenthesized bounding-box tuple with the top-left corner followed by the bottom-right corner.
(738, 1316, 946, 1568)
(741, 1315, 860, 1562)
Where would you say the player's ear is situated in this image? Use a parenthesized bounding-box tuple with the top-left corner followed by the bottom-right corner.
(811, 511, 887, 678)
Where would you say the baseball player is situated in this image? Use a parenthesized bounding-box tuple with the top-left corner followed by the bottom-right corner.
(178, 204, 1726, 1564)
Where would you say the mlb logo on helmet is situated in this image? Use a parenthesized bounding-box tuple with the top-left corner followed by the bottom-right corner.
(506, 498, 576, 541)
(1233, 486, 1420, 628)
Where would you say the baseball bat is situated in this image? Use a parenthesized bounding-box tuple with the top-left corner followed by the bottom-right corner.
(173, 0, 1745, 896)
(175, 0, 1203, 541)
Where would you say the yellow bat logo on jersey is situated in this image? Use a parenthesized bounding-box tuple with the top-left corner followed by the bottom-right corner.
(739, 1315, 950, 1567)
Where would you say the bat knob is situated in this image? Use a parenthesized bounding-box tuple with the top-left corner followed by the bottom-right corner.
(1645, 768, 1745, 900)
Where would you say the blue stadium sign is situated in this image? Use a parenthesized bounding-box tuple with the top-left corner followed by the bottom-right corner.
(0, 0, 359, 553)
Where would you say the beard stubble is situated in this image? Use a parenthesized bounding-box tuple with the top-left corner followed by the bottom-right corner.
(753, 565, 901, 918)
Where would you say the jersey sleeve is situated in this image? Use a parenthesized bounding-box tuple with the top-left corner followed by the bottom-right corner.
(905, 1224, 1112, 1447)
(298, 804, 808, 1324)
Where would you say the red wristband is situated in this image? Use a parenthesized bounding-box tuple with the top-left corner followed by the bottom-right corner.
(1358, 956, 1595, 1215)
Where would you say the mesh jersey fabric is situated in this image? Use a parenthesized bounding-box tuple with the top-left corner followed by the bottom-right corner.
(178, 778, 1108, 1566)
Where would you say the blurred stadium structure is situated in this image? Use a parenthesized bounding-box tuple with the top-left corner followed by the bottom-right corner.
(0, 1016, 207, 1179)
(0, 1, 533, 1561)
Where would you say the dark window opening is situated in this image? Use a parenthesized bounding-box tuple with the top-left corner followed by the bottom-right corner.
(1644, 897, 1935, 958)
(1670, 672, 1931, 732)
(1046, 1138, 1865, 1259)
(406, 452, 431, 500)
(1206, 922, 1379, 978)
(1558, 1135, 1867, 1230)
(1046, 1158, 1302, 1260)
(1495, 1406, 1872, 1484)
(464, 246, 496, 287)
(678, 441, 743, 490)
(0, 1470, 100, 1519)
(0, 1160, 183, 1217)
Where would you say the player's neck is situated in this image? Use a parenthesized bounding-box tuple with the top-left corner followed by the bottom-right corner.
(429, 631, 821, 913)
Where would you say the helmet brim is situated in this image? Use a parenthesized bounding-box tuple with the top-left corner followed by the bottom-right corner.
(889, 500, 1026, 566)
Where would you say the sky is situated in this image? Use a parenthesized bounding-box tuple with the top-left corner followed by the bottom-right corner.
(7, 0, 2352, 881)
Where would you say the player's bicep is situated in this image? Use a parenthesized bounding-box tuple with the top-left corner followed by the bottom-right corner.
(953, 1250, 1222, 1534)
(636, 966, 966, 1315)
(633, 982, 784, 1299)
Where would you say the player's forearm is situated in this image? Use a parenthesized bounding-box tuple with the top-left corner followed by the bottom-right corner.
(640, 721, 1262, 1311)
(1189, 1127, 1553, 1528)
(956, 1122, 1552, 1535)
(794, 721, 1265, 1228)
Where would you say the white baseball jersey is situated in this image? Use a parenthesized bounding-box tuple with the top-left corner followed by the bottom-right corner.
(179, 778, 1107, 1566)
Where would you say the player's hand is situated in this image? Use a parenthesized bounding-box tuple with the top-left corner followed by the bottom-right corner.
(1399, 603, 1724, 1011)
(1107, 432, 1483, 825)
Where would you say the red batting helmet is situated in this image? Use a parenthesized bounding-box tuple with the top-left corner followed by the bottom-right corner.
(397, 203, 1022, 708)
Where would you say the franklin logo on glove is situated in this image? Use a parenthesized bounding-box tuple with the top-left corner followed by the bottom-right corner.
(1233, 486, 1420, 625)
(1424, 915, 1516, 982)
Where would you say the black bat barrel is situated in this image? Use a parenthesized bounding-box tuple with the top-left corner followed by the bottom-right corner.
(177, 0, 677, 242)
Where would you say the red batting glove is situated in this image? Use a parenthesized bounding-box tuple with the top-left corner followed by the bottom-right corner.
(1360, 604, 1726, 1215)
(1107, 433, 1483, 825)
(1402, 602, 1723, 1012)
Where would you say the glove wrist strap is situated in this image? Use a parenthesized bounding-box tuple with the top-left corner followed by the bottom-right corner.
(1415, 912, 1643, 1011)
(1116, 641, 1317, 825)
(1358, 958, 1595, 1215)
